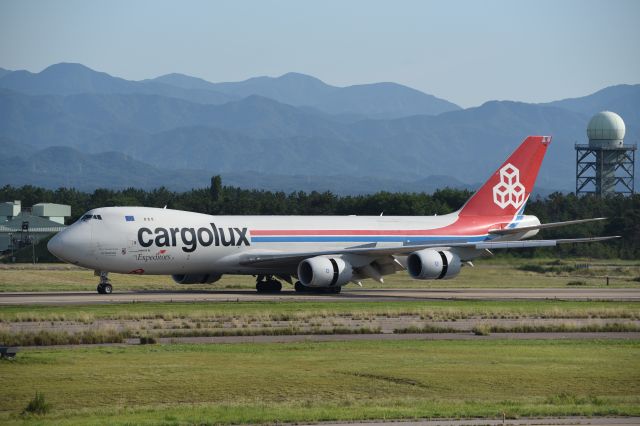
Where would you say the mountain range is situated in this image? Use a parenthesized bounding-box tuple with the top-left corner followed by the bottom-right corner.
(0, 63, 638, 194)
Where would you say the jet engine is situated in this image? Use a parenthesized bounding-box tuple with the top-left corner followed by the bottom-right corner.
(407, 249, 461, 280)
(297, 256, 353, 288)
(172, 273, 222, 284)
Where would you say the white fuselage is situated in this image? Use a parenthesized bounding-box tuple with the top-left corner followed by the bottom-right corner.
(48, 206, 538, 276)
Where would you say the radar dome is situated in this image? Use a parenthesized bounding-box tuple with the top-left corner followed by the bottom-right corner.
(587, 111, 625, 148)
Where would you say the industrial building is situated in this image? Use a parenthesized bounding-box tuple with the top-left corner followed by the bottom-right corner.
(0, 201, 70, 255)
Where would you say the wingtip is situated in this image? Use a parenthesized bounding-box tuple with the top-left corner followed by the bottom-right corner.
(596, 235, 621, 241)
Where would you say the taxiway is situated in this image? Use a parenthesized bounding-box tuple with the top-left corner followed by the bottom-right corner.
(1, 287, 638, 305)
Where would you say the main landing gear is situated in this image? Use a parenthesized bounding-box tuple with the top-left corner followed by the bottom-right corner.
(294, 281, 341, 294)
(96, 271, 113, 294)
(254, 276, 341, 294)
(256, 275, 282, 293)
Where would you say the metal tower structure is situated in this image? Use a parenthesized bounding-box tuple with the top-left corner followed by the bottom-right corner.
(575, 111, 636, 196)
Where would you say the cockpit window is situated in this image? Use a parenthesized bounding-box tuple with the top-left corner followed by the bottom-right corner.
(80, 214, 103, 221)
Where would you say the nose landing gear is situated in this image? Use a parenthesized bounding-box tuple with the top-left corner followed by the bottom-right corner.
(96, 271, 113, 294)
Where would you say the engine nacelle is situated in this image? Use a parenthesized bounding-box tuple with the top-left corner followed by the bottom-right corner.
(407, 249, 461, 280)
(297, 256, 353, 288)
(171, 273, 222, 284)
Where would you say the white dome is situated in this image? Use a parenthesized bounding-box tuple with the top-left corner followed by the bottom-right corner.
(587, 111, 625, 143)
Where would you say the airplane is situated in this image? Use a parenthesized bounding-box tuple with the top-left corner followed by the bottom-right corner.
(47, 135, 618, 294)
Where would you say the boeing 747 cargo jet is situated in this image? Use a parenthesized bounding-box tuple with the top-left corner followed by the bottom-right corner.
(48, 136, 617, 294)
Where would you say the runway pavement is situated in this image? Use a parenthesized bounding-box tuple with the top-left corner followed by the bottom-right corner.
(1, 287, 639, 305)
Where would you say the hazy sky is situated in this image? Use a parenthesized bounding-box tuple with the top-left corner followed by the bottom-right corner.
(1, 0, 638, 107)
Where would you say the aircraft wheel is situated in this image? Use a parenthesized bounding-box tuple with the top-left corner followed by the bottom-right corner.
(257, 277, 282, 293)
(294, 281, 307, 293)
(97, 272, 111, 294)
(269, 280, 282, 292)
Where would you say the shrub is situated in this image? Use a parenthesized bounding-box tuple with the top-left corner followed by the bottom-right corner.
(139, 336, 157, 345)
(517, 264, 546, 273)
(472, 325, 491, 336)
(518, 263, 576, 274)
(394, 325, 458, 334)
(23, 391, 50, 415)
(0, 328, 129, 347)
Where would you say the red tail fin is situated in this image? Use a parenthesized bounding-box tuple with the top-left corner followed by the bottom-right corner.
(458, 135, 551, 217)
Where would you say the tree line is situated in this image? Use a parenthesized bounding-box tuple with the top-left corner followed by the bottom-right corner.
(1, 178, 637, 259)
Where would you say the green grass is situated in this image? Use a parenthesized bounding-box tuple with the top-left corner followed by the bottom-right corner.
(12, 399, 640, 426)
(482, 257, 640, 267)
(0, 266, 179, 292)
(1, 300, 639, 323)
(0, 339, 638, 424)
(1, 256, 638, 292)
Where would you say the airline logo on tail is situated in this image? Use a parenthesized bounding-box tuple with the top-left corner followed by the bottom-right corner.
(457, 136, 549, 217)
(492, 163, 525, 209)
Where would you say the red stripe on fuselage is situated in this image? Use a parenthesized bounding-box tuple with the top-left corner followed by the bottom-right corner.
(250, 215, 513, 236)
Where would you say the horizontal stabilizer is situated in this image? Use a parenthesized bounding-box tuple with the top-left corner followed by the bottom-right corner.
(489, 217, 607, 235)
(475, 235, 620, 250)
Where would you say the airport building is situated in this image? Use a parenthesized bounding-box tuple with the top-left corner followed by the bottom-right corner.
(0, 201, 71, 254)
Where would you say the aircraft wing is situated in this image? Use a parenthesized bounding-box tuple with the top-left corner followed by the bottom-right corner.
(239, 235, 620, 267)
(488, 217, 606, 235)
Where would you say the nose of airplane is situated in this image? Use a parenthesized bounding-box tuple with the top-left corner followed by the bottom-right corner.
(47, 232, 64, 260)
(48, 226, 89, 264)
